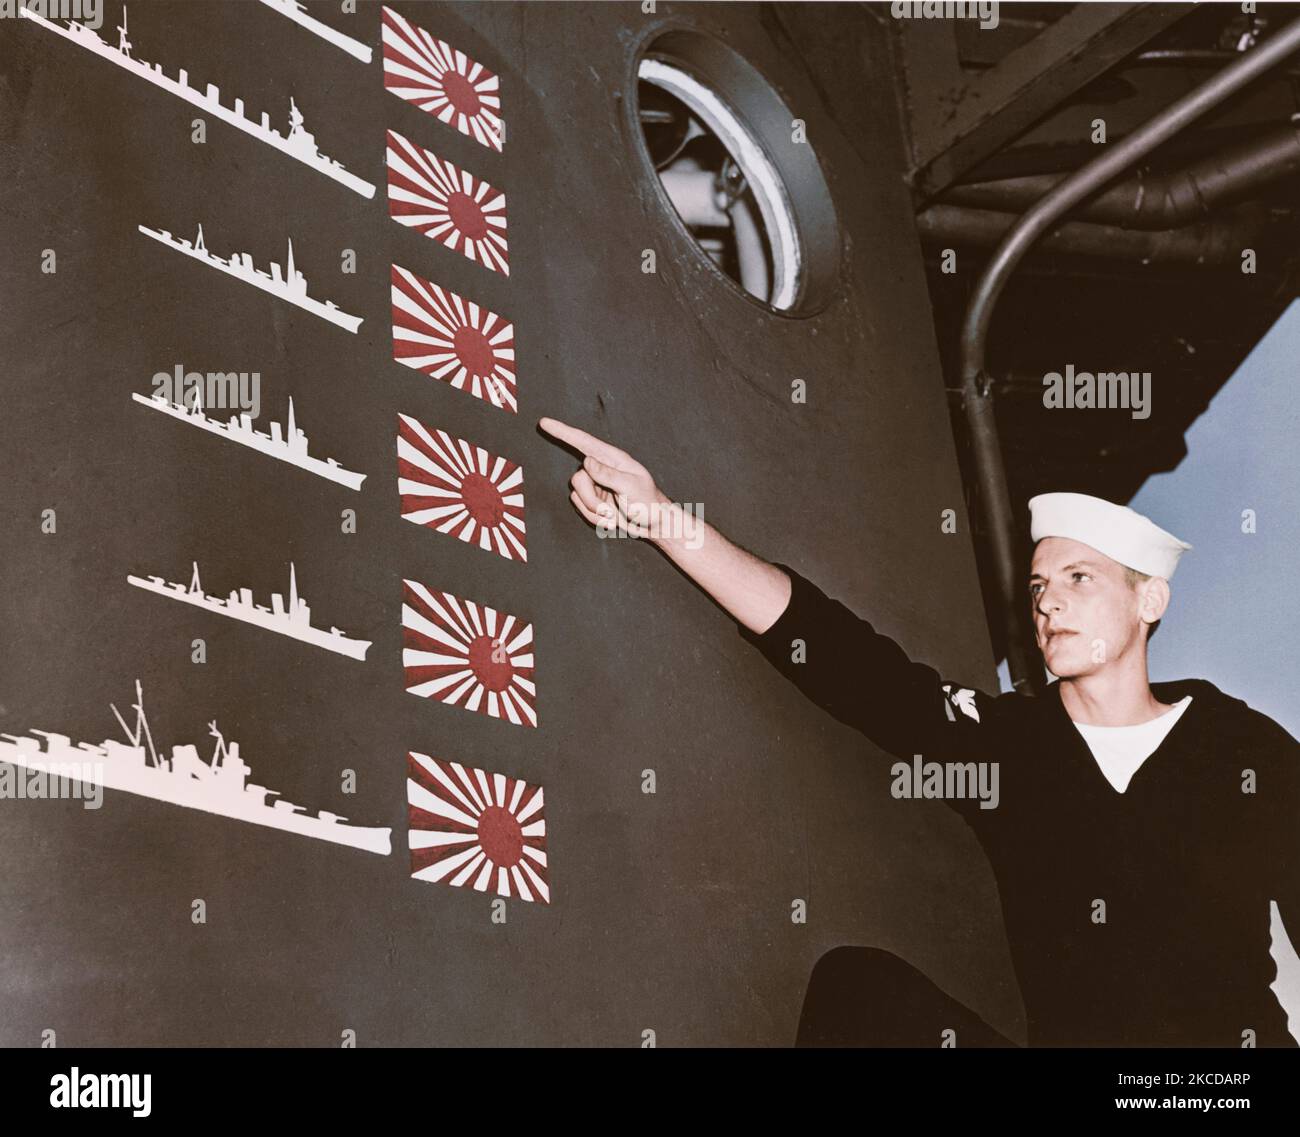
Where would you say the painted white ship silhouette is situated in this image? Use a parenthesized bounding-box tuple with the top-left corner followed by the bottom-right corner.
(133, 389, 366, 491)
(19, 5, 375, 199)
(0, 682, 391, 855)
(127, 562, 372, 661)
(258, 0, 373, 64)
(139, 222, 363, 334)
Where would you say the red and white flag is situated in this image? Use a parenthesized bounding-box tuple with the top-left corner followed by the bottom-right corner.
(397, 412, 527, 561)
(407, 752, 549, 903)
(382, 6, 504, 151)
(391, 264, 517, 413)
(386, 130, 509, 275)
(402, 578, 537, 727)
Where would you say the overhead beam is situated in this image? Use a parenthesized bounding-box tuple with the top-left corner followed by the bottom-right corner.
(897, 3, 1197, 199)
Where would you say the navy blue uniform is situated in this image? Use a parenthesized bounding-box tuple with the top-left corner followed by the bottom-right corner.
(740, 563, 1300, 1047)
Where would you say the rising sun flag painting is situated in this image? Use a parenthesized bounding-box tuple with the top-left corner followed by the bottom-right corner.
(407, 753, 549, 903)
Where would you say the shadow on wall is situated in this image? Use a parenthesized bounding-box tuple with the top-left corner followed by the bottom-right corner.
(795, 946, 1016, 1047)
(798, 936, 1299, 1047)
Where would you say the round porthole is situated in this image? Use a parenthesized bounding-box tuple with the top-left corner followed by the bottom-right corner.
(633, 30, 839, 315)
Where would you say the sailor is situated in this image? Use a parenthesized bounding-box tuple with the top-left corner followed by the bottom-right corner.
(541, 417, 1299, 1048)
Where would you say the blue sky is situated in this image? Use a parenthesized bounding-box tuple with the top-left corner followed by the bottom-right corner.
(1131, 301, 1298, 739)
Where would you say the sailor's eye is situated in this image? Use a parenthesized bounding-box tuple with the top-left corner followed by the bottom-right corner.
(1072, 572, 1092, 583)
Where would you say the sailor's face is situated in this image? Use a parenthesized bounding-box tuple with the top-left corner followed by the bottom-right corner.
(1028, 538, 1144, 678)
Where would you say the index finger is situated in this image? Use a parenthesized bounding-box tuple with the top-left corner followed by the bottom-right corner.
(538, 417, 628, 465)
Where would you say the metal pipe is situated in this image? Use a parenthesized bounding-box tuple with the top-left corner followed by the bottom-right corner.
(958, 18, 1300, 695)
(918, 202, 1267, 263)
(1132, 48, 1300, 76)
(965, 48, 1300, 80)
(943, 121, 1300, 229)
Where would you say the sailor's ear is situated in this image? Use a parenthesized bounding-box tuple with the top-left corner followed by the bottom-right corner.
(1138, 576, 1170, 627)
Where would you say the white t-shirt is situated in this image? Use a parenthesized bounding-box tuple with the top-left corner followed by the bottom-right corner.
(1072, 696, 1194, 793)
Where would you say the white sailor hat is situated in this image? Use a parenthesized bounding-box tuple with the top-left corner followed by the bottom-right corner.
(1028, 492, 1192, 580)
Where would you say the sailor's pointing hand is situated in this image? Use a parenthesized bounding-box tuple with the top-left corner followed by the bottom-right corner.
(538, 417, 669, 540)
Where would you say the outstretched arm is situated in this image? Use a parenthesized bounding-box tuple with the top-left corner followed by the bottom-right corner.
(538, 417, 791, 634)
(539, 416, 1000, 767)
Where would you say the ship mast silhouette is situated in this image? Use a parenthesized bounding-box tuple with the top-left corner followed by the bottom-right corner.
(110, 679, 159, 768)
(208, 721, 229, 770)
